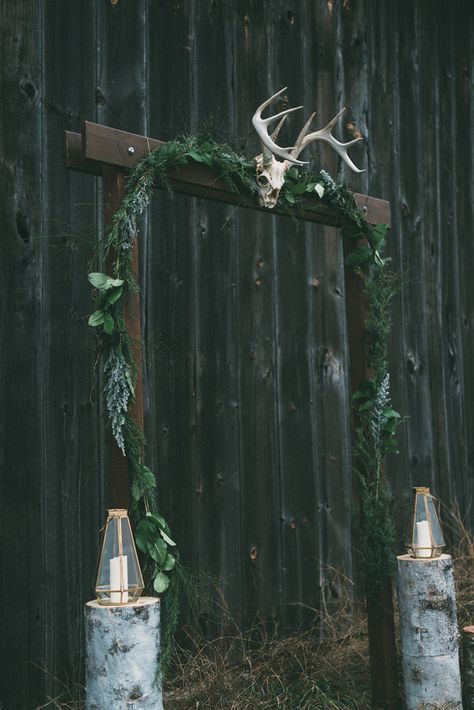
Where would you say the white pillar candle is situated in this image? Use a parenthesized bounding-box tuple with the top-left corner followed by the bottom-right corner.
(415, 520, 432, 558)
(110, 555, 128, 603)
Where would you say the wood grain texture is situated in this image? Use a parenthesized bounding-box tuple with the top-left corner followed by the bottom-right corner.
(67, 122, 391, 226)
(40, 2, 100, 706)
(1, 2, 474, 707)
(0, 2, 44, 707)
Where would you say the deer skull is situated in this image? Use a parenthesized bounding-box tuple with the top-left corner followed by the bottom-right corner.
(252, 87, 365, 209)
(254, 154, 290, 208)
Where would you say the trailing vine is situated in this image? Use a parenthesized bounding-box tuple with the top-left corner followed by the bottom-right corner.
(88, 134, 400, 612)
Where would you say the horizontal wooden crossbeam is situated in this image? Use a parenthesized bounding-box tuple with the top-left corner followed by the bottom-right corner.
(65, 122, 391, 227)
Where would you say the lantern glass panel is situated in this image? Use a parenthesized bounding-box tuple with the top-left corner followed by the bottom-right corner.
(95, 509, 144, 605)
(407, 487, 445, 558)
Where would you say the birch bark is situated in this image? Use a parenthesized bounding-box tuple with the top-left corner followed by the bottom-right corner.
(85, 597, 163, 710)
(397, 554, 461, 710)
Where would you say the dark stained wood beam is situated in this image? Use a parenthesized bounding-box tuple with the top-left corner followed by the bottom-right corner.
(65, 123, 391, 227)
(102, 166, 145, 511)
(65, 130, 102, 176)
(342, 234, 401, 710)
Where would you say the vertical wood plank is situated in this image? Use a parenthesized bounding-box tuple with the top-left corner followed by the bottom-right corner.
(147, 0, 243, 633)
(39, 1, 100, 703)
(271, 0, 322, 631)
(450, 4, 474, 525)
(233, 0, 284, 631)
(145, 2, 198, 586)
(0, 1, 45, 707)
(95, 0, 149, 517)
(436, 2, 473, 515)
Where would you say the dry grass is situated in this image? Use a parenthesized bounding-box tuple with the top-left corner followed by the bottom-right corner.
(163, 574, 371, 710)
(447, 507, 474, 630)
(33, 664, 84, 709)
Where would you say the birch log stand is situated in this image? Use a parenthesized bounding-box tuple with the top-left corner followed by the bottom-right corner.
(397, 554, 462, 709)
(85, 597, 163, 710)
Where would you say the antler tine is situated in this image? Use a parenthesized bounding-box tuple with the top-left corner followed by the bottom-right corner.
(292, 107, 365, 173)
(261, 105, 303, 126)
(252, 87, 308, 166)
(270, 115, 288, 142)
(291, 112, 316, 158)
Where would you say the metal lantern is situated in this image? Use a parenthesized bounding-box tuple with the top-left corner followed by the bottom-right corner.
(95, 509, 144, 605)
(406, 486, 445, 558)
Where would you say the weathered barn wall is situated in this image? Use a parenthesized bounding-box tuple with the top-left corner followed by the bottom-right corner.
(0, 1, 473, 707)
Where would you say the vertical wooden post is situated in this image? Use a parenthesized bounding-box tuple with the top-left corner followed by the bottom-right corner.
(103, 165, 144, 509)
(343, 235, 401, 710)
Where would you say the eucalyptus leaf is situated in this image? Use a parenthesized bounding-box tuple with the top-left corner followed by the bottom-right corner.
(88, 273, 123, 290)
(187, 149, 203, 162)
(368, 224, 389, 248)
(105, 285, 123, 305)
(103, 314, 114, 335)
(141, 465, 156, 488)
(153, 571, 170, 594)
(163, 553, 176, 571)
(314, 183, 325, 198)
(150, 512, 172, 537)
(126, 369, 136, 398)
(88, 272, 110, 289)
(136, 518, 154, 539)
(383, 408, 401, 419)
(345, 245, 373, 267)
(149, 538, 167, 565)
(287, 182, 307, 195)
(187, 150, 213, 167)
(105, 277, 124, 289)
(160, 529, 176, 547)
(135, 534, 147, 553)
(88, 309, 105, 327)
(131, 479, 141, 502)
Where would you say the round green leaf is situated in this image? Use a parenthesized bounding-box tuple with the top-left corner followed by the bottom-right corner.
(88, 272, 123, 290)
(149, 538, 167, 565)
(163, 553, 176, 571)
(103, 313, 114, 335)
(88, 309, 105, 327)
(105, 285, 123, 305)
(153, 572, 169, 594)
(88, 272, 110, 289)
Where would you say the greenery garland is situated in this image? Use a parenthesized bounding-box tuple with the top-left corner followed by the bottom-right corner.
(88, 134, 400, 612)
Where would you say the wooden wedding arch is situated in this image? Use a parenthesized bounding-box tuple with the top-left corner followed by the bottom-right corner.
(65, 121, 400, 710)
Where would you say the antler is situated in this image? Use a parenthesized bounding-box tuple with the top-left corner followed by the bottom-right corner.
(290, 108, 364, 173)
(252, 87, 308, 167)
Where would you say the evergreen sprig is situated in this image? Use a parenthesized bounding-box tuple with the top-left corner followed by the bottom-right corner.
(351, 248, 402, 597)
